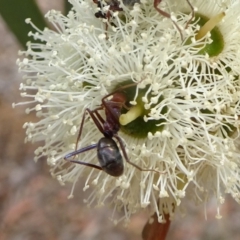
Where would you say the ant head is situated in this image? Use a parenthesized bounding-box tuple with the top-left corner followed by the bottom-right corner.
(111, 92, 127, 104)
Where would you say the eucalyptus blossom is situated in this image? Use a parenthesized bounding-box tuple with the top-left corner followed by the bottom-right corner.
(14, 0, 240, 224)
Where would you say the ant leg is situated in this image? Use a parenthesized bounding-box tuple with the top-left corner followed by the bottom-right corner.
(86, 108, 106, 134)
(64, 143, 103, 171)
(74, 108, 88, 151)
(74, 107, 104, 152)
(185, 0, 195, 29)
(105, 1, 123, 32)
(92, 108, 105, 125)
(153, 0, 171, 18)
(153, 0, 183, 40)
(105, 10, 111, 32)
(65, 143, 98, 159)
(114, 134, 161, 174)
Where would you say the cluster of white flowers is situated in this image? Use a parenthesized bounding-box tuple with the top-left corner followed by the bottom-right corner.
(14, 0, 240, 223)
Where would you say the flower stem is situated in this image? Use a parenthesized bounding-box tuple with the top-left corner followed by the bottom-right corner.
(196, 12, 225, 40)
(119, 104, 143, 126)
(142, 212, 171, 240)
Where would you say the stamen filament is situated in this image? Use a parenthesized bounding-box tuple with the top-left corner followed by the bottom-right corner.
(196, 12, 225, 40)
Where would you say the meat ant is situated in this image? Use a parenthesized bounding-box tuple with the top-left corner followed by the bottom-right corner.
(93, 0, 195, 40)
(64, 83, 160, 177)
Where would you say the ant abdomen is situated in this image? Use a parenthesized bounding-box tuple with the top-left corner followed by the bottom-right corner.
(97, 137, 124, 177)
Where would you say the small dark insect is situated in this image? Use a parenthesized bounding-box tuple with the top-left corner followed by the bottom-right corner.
(93, 0, 195, 40)
(64, 83, 159, 177)
(93, 0, 124, 32)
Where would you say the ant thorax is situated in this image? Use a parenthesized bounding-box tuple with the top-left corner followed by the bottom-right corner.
(103, 104, 122, 135)
(103, 121, 117, 138)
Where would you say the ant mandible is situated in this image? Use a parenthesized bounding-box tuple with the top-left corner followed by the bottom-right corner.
(93, 0, 195, 40)
(64, 83, 158, 177)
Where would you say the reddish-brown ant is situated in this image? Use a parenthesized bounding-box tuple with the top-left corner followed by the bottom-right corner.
(93, 0, 194, 40)
(64, 83, 159, 177)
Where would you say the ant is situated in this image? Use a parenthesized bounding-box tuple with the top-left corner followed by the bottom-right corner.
(93, 0, 195, 40)
(64, 83, 159, 177)
(93, 0, 124, 33)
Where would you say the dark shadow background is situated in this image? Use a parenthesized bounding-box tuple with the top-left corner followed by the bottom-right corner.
(0, 1, 239, 239)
